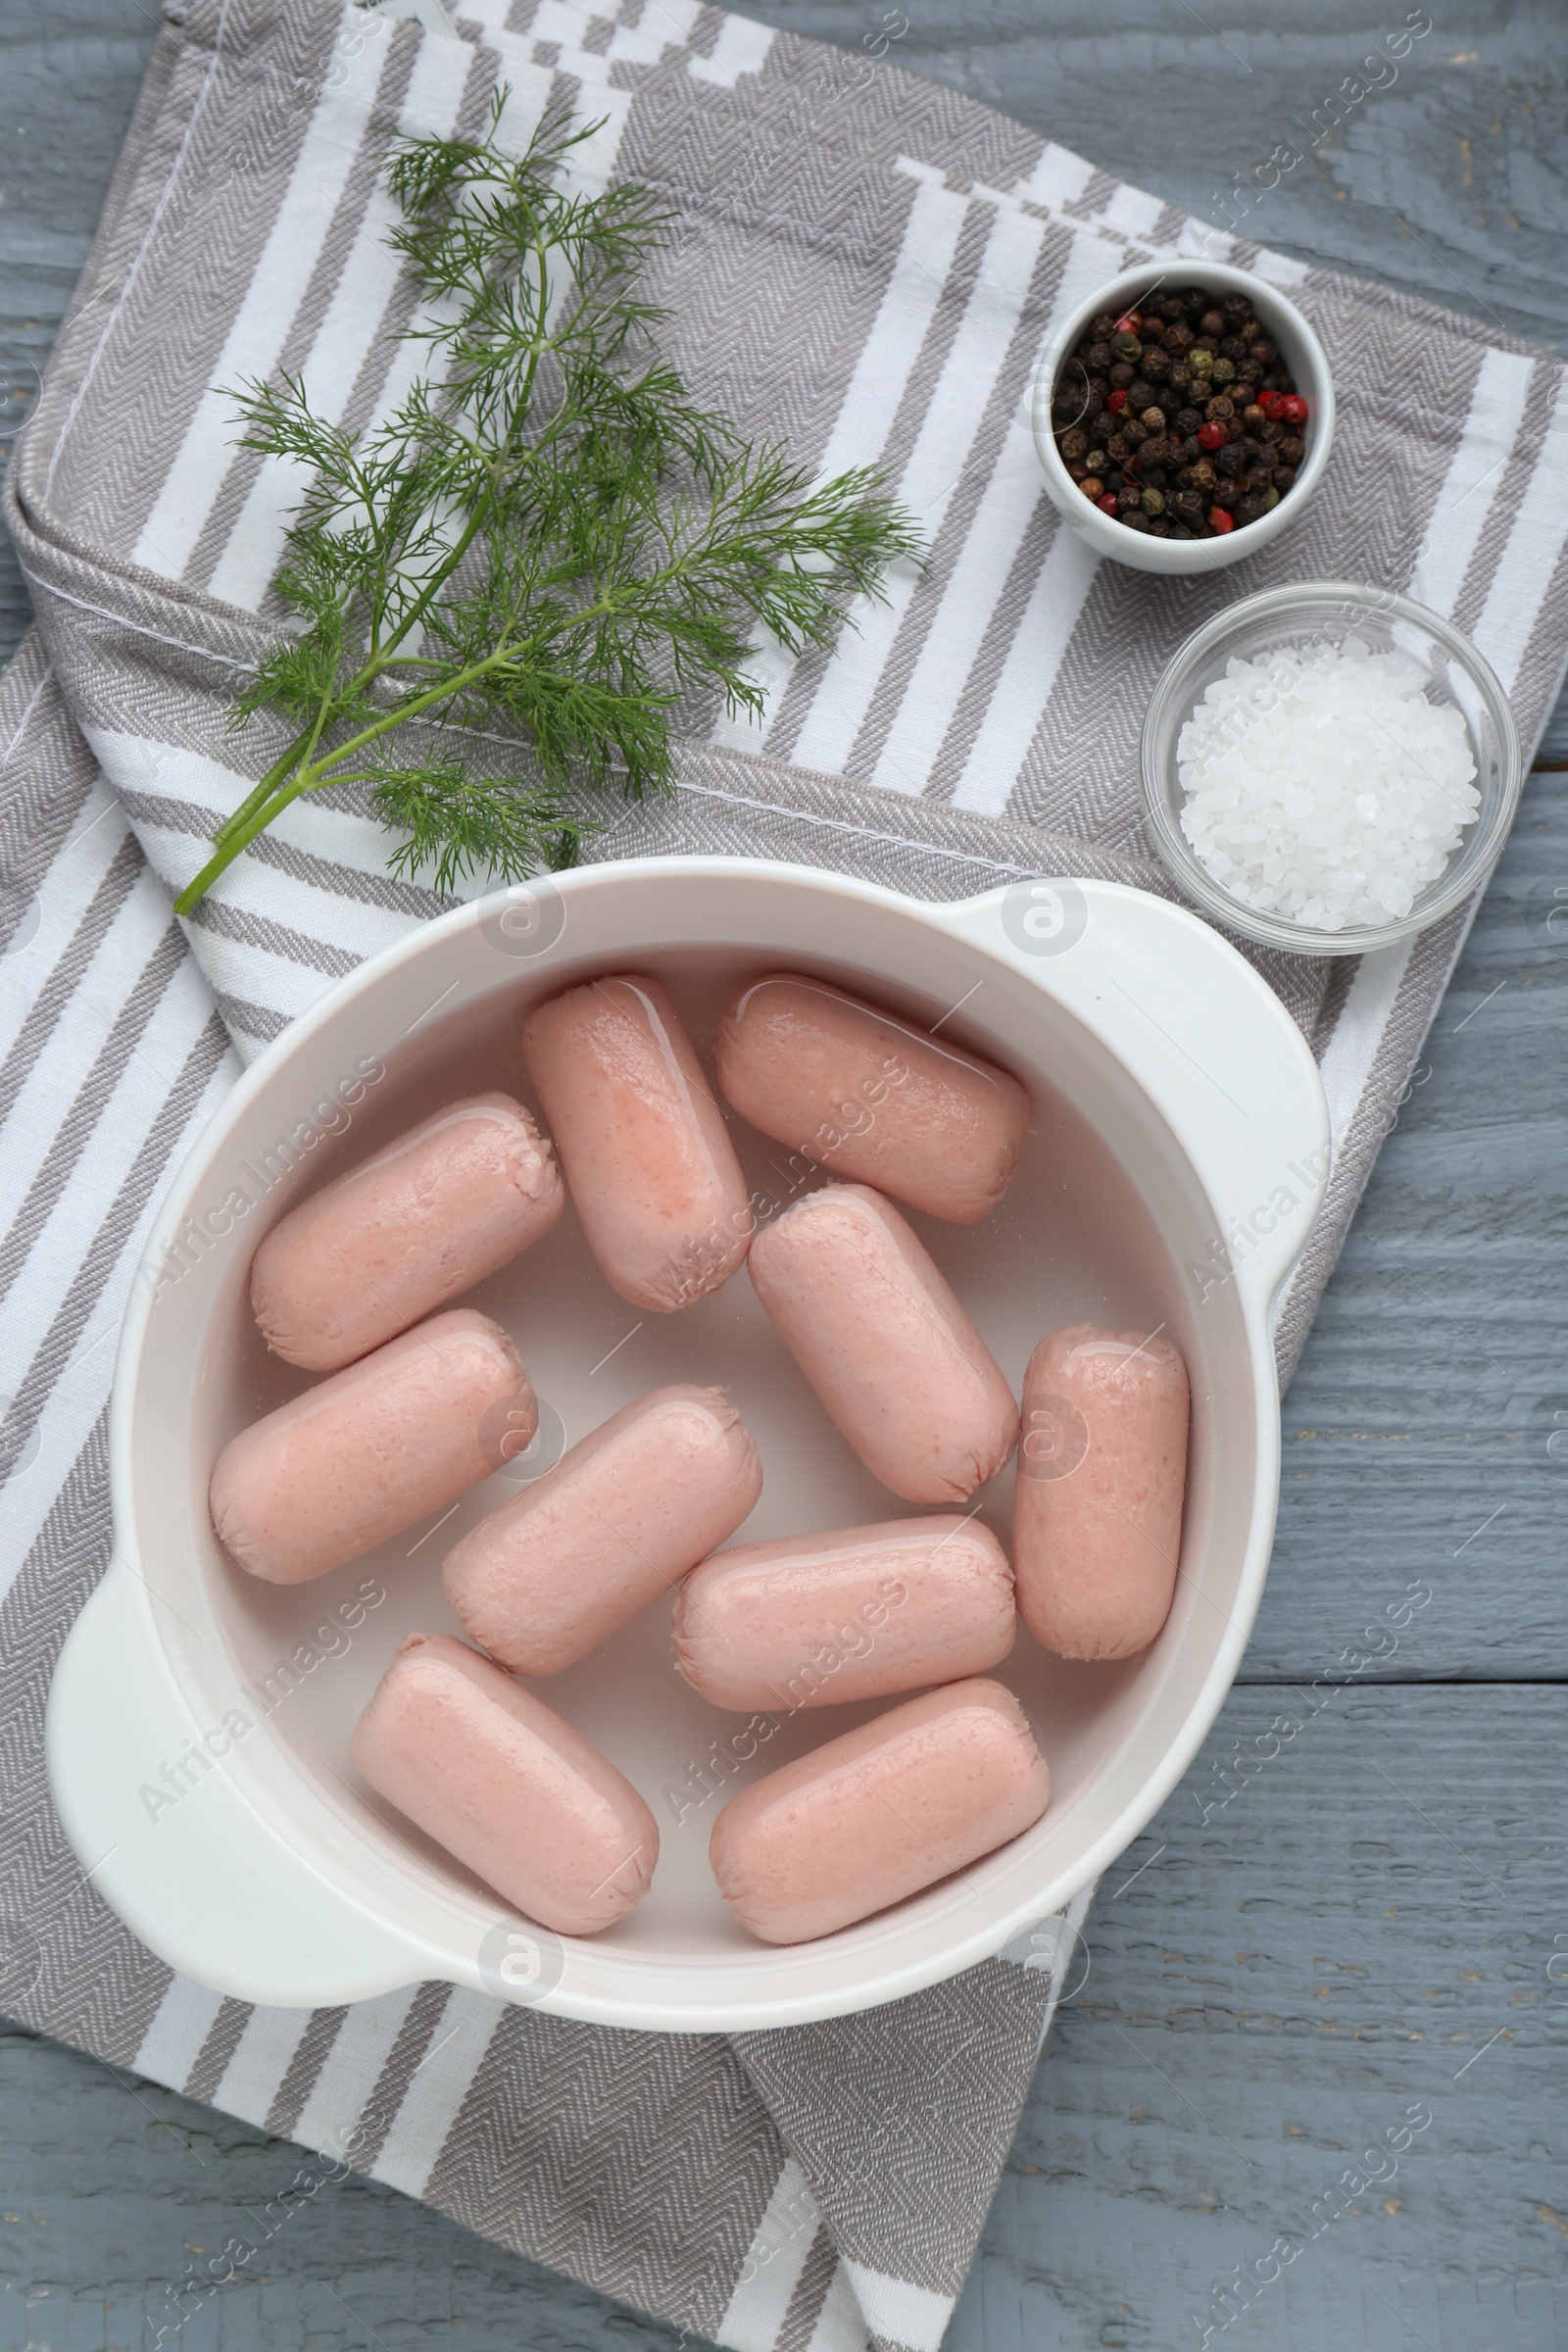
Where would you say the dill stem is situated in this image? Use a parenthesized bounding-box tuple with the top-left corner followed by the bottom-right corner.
(210, 720, 320, 850)
(174, 640, 537, 909)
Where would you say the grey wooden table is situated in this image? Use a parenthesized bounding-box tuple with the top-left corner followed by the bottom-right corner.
(4, 4, 1568, 2347)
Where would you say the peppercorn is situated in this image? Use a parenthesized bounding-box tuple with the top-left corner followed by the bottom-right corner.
(1051, 282, 1304, 543)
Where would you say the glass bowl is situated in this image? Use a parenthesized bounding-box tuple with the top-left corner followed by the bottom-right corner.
(1139, 582, 1522, 956)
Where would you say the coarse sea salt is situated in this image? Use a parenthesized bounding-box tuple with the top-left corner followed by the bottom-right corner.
(1176, 637, 1481, 932)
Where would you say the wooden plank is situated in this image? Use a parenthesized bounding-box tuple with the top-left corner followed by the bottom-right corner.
(1256, 757, 1568, 1681)
(955, 1682, 1568, 2351)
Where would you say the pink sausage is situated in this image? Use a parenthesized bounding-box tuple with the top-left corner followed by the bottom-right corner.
(710, 1678, 1049, 1944)
(1012, 1323, 1191, 1660)
(251, 1093, 563, 1371)
(522, 975, 752, 1310)
(211, 1309, 532, 1585)
(353, 1634, 657, 1934)
(444, 1385, 761, 1675)
(715, 972, 1029, 1221)
(674, 1516, 1015, 1710)
(748, 1184, 1018, 1503)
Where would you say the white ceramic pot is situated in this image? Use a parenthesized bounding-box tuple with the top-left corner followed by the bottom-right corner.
(47, 859, 1327, 2032)
(1031, 260, 1335, 575)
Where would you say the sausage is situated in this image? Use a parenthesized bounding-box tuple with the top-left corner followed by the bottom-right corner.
(444, 1385, 762, 1675)
(715, 972, 1029, 1221)
(352, 1634, 657, 1935)
(747, 1184, 1018, 1503)
(710, 1678, 1049, 1944)
(251, 1093, 563, 1371)
(522, 974, 752, 1310)
(1012, 1323, 1191, 1659)
(211, 1309, 532, 1585)
(674, 1516, 1015, 1709)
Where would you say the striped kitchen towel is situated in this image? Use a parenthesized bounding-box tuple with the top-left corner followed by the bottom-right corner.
(4, 1, 1568, 2346)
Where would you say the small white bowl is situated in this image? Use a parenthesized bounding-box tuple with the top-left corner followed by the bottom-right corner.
(1031, 260, 1335, 575)
(47, 860, 1328, 2031)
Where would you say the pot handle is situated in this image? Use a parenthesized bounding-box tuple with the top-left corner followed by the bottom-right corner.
(935, 880, 1331, 1321)
(46, 1563, 427, 2008)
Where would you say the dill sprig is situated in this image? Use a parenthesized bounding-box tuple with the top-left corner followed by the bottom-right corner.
(173, 97, 922, 912)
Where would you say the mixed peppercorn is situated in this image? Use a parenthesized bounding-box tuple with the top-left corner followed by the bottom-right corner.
(1049, 285, 1309, 540)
